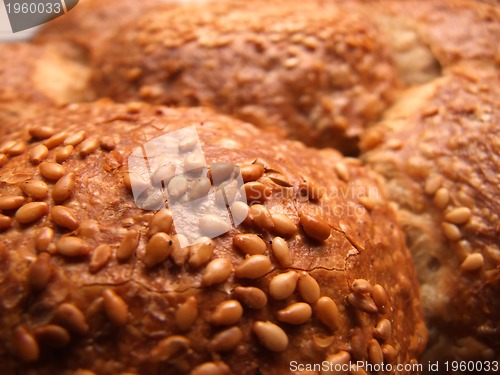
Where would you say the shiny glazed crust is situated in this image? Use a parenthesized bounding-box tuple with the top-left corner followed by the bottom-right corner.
(90, 0, 399, 153)
(361, 64, 500, 362)
(0, 102, 426, 374)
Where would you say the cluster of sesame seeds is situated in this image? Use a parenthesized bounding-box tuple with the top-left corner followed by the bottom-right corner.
(0, 107, 414, 373)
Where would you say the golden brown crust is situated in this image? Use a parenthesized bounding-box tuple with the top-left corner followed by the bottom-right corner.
(0, 102, 426, 374)
(0, 43, 91, 127)
(90, 0, 400, 153)
(361, 64, 500, 362)
(33, 0, 173, 57)
(366, 0, 500, 71)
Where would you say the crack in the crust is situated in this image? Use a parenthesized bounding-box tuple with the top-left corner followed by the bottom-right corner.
(80, 263, 350, 296)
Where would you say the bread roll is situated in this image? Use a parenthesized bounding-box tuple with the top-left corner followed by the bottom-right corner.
(0, 43, 91, 127)
(0, 102, 426, 374)
(90, 0, 400, 153)
(366, 0, 500, 73)
(361, 64, 500, 363)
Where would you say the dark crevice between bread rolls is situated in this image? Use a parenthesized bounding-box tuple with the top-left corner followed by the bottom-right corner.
(0, 102, 426, 374)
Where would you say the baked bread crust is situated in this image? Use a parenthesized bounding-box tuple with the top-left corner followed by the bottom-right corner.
(362, 64, 500, 362)
(90, 0, 399, 153)
(0, 102, 426, 374)
(367, 0, 500, 70)
(33, 0, 173, 57)
(0, 43, 91, 126)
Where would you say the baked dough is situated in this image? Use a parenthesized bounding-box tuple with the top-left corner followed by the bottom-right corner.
(0, 102, 426, 374)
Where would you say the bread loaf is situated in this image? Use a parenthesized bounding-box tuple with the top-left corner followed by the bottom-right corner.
(90, 0, 400, 153)
(0, 102, 426, 374)
(362, 64, 500, 363)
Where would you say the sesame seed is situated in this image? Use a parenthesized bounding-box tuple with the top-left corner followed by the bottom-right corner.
(460, 253, 484, 272)
(33, 325, 70, 349)
(102, 289, 128, 326)
(299, 213, 330, 241)
(175, 296, 198, 331)
(79, 138, 99, 158)
(5, 141, 26, 156)
(52, 303, 89, 334)
(202, 258, 232, 286)
(434, 188, 450, 210)
(347, 292, 378, 314)
(240, 164, 264, 182)
(233, 286, 267, 309)
(382, 344, 398, 363)
(325, 351, 350, 368)
(51, 206, 79, 231)
(188, 237, 215, 268)
(12, 326, 39, 362)
(267, 172, 293, 188)
(28, 252, 52, 290)
(249, 204, 274, 231)
(334, 162, 350, 181)
(39, 162, 66, 181)
(29, 126, 55, 140)
(89, 244, 112, 273)
(441, 222, 462, 241)
(0, 214, 11, 230)
(20, 180, 48, 200)
(210, 300, 243, 326)
(148, 209, 173, 236)
(230, 201, 250, 224)
(210, 326, 243, 352)
(444, 207, 472, 224)
(151, 336, 190, 362)
(271, 213, 298, 238)
(0, 195, 26, 210)
(351, 279, 373, 294)
(117, 230, 140, 261)
(55, 145, 74, 163)
(424, 175, 443, 195)
(15, 202, 49, 224)
(191, 362, 231, 375)
(242, 182, 271, 204)
(271, 237, 292, 267)
(316, 296, 339, 332)
(43, 132, 67, 149)
(64, 131, 86, 146)
(28, 144, 49, 165)
(277, 302, 312, 325)
(374, 318, 392, 341)
(167, 175, 188, 198)
(151, 165, 175, 186)
(235, 254, 272, 279)
(368, 338, 384, 365)
(233, 233, 267, 255)
(297, 272, 320, 304)
(372, 284, 388, 314)
(35, 227, 54, 252)
(252, 321, 288, 352)
(143, 232, 173, 267)
(269, 271, 298, 300)
(56, 237, 91, 257)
